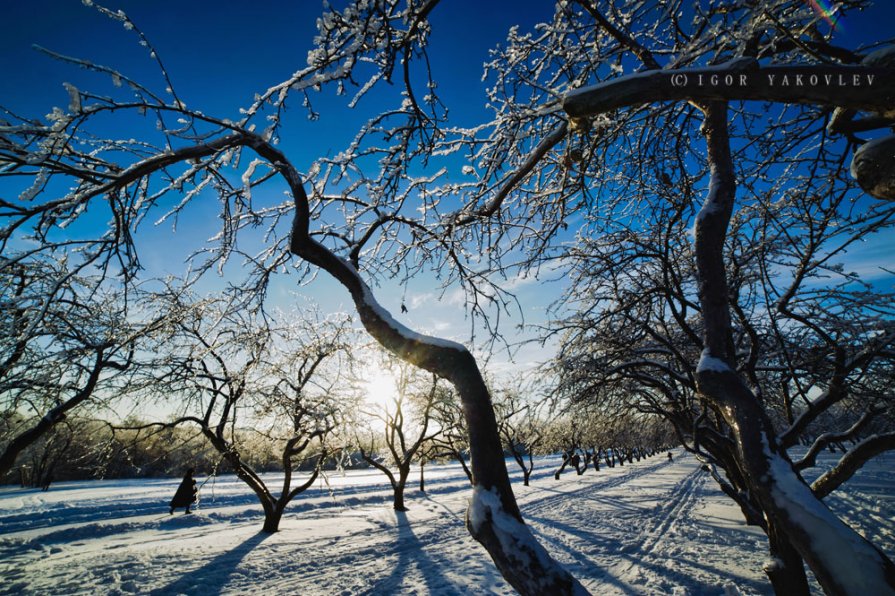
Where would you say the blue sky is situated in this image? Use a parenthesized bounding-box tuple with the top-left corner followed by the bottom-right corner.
(1, 0, 565, 378)
(2, 1, 894, 384)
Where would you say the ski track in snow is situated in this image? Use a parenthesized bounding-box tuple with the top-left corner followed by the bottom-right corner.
(0, 450, 892, 595)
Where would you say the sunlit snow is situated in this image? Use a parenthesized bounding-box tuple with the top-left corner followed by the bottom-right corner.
(3, 450, 892, 594)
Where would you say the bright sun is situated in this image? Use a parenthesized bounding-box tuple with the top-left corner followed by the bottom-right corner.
(363, 368, 398, 411)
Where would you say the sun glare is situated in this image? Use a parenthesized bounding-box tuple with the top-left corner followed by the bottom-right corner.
(364, 368, 398, 411)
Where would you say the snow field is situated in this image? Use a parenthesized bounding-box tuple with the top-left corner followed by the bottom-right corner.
(1, 451, 892, 595)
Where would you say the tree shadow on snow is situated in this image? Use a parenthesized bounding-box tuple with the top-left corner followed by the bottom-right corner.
(149, 530, 271, 595)
(524, 512, 769, 595)
(366, 510, 452, 595)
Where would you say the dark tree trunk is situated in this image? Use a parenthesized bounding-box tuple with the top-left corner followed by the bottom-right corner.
(262, 506, 283, 534)
(394, 466, 410, 512)
(575, 455, 587, 475)
(554, 452, 573, 480)
(694, 101, 895, 595)
(765, 522, 810, 596)
(393, 490, 407, 512)
(419, 459, 426, 493)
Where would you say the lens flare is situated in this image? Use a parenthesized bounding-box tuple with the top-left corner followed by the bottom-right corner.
(807, 0, 845, 32)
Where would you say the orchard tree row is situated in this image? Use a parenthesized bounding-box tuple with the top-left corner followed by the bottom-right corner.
(3, 0, 895, 593)
(1, 279, 674, 533)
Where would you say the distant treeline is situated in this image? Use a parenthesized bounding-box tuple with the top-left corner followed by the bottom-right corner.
(0, 414, 343, 487)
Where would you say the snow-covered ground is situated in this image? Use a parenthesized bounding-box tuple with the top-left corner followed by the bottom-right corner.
(1, 450, 892, 595)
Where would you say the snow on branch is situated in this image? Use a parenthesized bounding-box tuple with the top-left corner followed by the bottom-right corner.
(762, 436, 895, 592)
(563, 60, 895, 118)
(357, 278, 466, 352)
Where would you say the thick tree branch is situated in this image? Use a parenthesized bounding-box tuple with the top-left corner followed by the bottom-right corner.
(794, 409, 880, 471)
(564, 61, 895, 118)
(693, 101, 895, 595)
(812, 433, 895, 499)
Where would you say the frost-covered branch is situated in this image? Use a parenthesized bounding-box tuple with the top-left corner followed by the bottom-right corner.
(812, 432, 895, 499)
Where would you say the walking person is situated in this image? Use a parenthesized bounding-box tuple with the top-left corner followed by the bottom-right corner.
(169, 468, 198, 514)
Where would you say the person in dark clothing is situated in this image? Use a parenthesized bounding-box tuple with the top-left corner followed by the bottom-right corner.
(667, 452, 674, 462)
(170, 468, 198, 514)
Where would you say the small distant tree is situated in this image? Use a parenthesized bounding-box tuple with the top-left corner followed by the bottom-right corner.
(495, 389, 546, 487)
(429, 388, 473, 484)
(0, 2, 588, 589)
(252, 312, 355, 531)
(546, 416, 590, 480)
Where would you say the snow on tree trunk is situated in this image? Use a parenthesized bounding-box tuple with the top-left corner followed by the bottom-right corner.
(695, 102, 895, 595)
(283, 154, 586, 594)
(469, 485, 585, 595)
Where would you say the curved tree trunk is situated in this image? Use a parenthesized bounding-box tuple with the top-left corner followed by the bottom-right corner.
(279, 142, 586, 594)
(261, 452, 322, 533)
(202, 429, 281, 533)
(554, 451, 572, 480)
(0, 124, 584, 593)
(695, 101, 895, 595)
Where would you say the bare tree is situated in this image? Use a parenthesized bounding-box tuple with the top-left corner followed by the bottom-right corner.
(251, 310, 356, 531)
(0, 259, 149, 478)
(0, 2, 585, 590)
(545, 416, 588, 480)
(356, 359, 441, 511)
(137, 289, 349, 532)
(428, 387, 473, 484)
(448, 3, 895, 593)
(6, 0, 895, 592)
(501, 2, 895, 594)
(495, 389, 546, 487)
